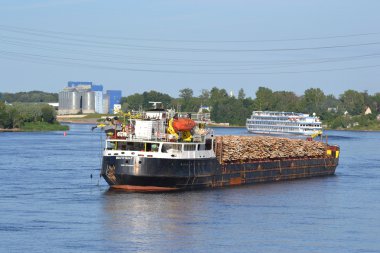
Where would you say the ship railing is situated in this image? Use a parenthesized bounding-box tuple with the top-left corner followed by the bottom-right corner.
(107, 133, 211, 144)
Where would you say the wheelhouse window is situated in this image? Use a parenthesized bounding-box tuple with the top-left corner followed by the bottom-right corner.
(145, 143, 160, 152)
(125, 142, 145, 151)
(184, 144, 196, 151)
(205, 139, 213, 150)
(162, 143, 182, 153)
(106, 141, 116, 150)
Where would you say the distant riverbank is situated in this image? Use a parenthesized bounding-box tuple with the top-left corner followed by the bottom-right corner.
(0, 128, 21, 132)
(56, 114, 100, 125)
(57, 119, 99, 124)
(57, 117, 237, 127)
(325, 126, 380, 132)
(0, 122, 69, 132)
(56, 114, 380, 132)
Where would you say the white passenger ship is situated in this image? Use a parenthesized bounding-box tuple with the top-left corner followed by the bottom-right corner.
(246, 111, 322, 136)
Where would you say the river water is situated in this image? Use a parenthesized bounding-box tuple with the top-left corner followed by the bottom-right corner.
(0, 124, 379, 253)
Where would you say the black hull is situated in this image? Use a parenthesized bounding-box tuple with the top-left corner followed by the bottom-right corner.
(101, 156, 339, 191)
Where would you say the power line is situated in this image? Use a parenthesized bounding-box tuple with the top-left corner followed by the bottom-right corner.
(3, 36, 380, 66)
(1, 24, 380, 74)
(1, 49, 380, 69)
(1, 50, 380, 75)
(2, 28, 380, 52)
(1, 24, 380, 43)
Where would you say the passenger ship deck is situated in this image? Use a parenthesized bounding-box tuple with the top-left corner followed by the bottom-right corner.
(246, 111, 322, 136)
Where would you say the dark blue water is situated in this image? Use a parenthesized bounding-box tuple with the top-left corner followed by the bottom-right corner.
(1, 124, 379, 253)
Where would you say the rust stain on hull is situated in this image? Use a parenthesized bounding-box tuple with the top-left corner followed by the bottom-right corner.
(110, 184, 179, 192)
(229, 177, 242, 185)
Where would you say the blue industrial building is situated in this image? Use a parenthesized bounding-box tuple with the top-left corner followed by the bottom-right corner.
(68, 81, 93, 87)
(106, 90, 122, 114)
(92, 85, 104, 113)
(92, 84, 103, 92)
(59, 81, 121, 114)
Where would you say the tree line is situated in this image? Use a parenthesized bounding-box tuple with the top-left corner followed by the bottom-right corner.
(0, 102, 57, 129)
(120, 87, 380, 129)
(1, 87, 379, 129)
(0, 91, 58, 103)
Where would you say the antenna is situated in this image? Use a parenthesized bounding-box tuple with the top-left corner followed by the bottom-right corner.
(149, 101, 162, 109)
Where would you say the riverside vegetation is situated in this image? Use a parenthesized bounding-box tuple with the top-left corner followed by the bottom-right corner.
(1, 87, 380, 130)
(120, 87, 380, 130)
(0, 101, 68, 131)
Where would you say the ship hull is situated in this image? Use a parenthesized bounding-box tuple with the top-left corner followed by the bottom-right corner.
(101, 156, 339, 192)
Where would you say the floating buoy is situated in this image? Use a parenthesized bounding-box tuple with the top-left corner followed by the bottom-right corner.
(64, 131, 67, 136)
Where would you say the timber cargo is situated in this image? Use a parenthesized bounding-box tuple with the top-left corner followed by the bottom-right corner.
(98, 107, 340, 192)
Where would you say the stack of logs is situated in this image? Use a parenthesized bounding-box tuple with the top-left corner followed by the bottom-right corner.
(215, 136, 328, 163)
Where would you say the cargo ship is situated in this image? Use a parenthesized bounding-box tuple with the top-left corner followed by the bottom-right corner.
(246, 111, 323, 136)
(100, 107, 340, 192)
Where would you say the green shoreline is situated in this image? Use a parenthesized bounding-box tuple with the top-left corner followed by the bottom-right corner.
(0, 122, 69, 132)
(0, 128, 21, 132)
(57, 119, 380, 132)
(3, 121, 379, 132)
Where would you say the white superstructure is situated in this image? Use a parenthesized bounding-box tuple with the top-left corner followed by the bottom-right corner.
(102, 108, 216, 161)
(246, 111, 322, 136)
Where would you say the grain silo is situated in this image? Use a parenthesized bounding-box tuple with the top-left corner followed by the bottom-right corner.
(81, 91, 95, 114)
(58, 88, 81, 114)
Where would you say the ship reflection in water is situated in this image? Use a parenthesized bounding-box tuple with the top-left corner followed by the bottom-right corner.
(101, 191, 214, 251)
(100, 176, 367, 253)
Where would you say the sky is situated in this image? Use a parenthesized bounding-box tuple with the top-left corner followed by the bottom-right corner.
(0, 0, 380, 98)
